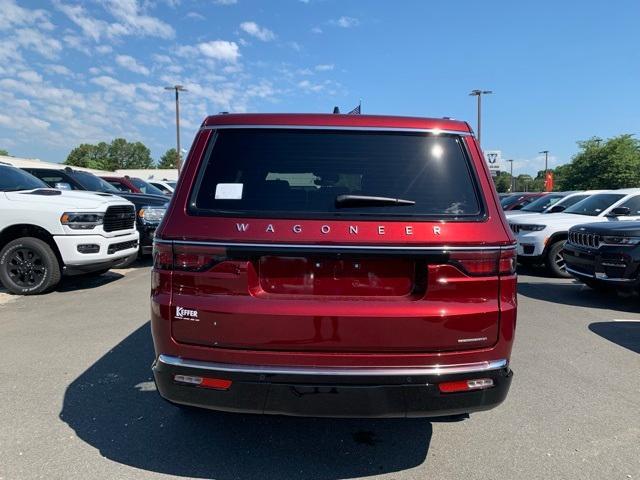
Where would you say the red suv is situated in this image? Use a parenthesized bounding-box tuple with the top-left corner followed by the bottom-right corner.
(151, 113, 517, 418)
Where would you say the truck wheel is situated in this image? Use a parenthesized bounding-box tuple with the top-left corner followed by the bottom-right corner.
(0, 237, 61, 295)
(546, 240, 571, 278)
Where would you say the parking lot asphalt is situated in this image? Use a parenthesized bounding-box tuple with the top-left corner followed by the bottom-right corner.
(0, 264, 639, 480)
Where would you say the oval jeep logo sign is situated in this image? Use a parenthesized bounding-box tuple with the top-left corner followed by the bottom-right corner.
(235, 223, 442, 236)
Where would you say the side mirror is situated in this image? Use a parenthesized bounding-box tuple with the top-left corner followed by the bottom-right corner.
(548, 205, 566, 213)
(54, 182, 72, 190)
(607, 207, 631, 217)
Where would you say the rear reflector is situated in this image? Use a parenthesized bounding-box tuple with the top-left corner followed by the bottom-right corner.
(174, 374, 232, 390)
(438, 378, 494, 393)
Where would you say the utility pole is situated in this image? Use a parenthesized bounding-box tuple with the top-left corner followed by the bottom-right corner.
(469, 89, 493, 146)
(164, 85, 187, 170)
(507, 159, 514, 192)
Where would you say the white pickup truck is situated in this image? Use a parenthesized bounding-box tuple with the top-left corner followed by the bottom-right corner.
(0, 164, 139, 294)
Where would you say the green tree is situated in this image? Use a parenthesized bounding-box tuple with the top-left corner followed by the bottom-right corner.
(0, 149, 9, 156)
(65, 142, 109, 169)
(65, 139, 153, 171)
(158, 148, 179, 169)
(558, 135, 640, 189)
(492, 172, 512, 193)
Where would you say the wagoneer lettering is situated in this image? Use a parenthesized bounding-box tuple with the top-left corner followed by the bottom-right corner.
(151, 113, 517, 418)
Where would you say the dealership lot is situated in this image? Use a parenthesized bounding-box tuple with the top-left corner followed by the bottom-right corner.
(0, 265, 638, 480)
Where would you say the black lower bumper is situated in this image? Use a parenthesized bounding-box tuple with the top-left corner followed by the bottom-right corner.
(152, 356, 512, 418)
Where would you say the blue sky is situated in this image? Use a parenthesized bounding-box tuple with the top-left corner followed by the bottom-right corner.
(1, 0, 639, 175)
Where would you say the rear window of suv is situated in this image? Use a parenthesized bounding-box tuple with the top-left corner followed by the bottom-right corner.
(190, 129, 483, 219)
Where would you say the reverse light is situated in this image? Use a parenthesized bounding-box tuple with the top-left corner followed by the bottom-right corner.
(174, 374, 232, 390)
(60, 212, 104, 230)
(438, 378, 494, 393)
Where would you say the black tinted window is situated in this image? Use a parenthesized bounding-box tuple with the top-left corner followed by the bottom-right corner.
(192, 129, 481, 218)
(564, 193, 625, 216)
(619, 195, 640, 215)
(0, 166, 47, 191)
(521, 194, 563, 212)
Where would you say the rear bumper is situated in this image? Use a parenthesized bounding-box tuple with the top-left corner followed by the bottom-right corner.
(152, 355, 512, 418)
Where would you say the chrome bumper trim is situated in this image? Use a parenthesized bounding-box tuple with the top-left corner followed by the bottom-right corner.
(156, 355, 508, 377)
(566, 266, 635, 283)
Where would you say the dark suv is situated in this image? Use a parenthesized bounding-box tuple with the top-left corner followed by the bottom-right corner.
(564, 221, 640, 291)
(151, 113, 517, 418)
(22, 168, 168, 257)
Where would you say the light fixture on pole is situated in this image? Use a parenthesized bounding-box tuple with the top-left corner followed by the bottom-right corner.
(469, 89, 493, 146)
(164, 85, 187, 170)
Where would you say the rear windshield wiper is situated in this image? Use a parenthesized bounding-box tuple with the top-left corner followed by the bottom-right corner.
(335, 194, 415, 208)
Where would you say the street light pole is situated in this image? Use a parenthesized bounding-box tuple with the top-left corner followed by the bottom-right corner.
(164, 85, 187, 170)
(507, 159, 514, 192)
(539, 150, 549, 192)
(469, 89, 493, 146)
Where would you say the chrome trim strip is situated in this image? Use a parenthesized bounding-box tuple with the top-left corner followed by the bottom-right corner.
(200, 125, 472, 136)
(566, 266, 593, 278)
(157, 355, 508, 377)
(154, 238, 516, 252)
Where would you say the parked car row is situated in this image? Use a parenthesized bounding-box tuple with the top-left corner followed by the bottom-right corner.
(0, 163, 169, 294)
(506, 188, 640, 290)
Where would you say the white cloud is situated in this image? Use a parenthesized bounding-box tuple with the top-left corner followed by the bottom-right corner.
(96, 45, 113, 54)
(44, 64, 74, 76)
(15, 28, 63, 59)
(197, 40, 240, 62)
(90, 75, 137, 99)
(240, 21, 275, 41)
(116, 54, 150, 75)
(315, 64, 334, 71)
(185, 11, 205, 20)
(297, 79, 324, 92)
(0, 0, 54, 31)
(54, 0, 174, 41)
(330, 16, 359, 28)
(213, 0, 237, 4)
(311, 26, 322, 34)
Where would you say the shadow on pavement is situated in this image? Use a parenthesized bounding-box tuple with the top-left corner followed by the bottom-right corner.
(54, 271, 125, 292)
(518, 280, 640, 313)
(589, 321, 640, 354)
(60, 323, 432, 479)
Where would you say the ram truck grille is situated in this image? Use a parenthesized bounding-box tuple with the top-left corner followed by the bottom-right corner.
(104, 205, 136, 232)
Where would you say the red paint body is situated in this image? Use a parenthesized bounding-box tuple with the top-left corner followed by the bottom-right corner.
(151, 114, 517, 379)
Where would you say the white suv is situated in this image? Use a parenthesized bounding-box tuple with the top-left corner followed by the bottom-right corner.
(508, 189, 640, 277)
(0, 164, 139, 294)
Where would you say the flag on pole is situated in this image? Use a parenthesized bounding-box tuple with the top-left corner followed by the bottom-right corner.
(544, 171, 554, 192)
(347, 100, 361, 115)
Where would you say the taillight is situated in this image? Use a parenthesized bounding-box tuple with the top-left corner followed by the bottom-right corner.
(448, 248, 516, 277)
(498, 248, 517, 275)
(152, 241, 227, 272)
(153, 242, 173, 270)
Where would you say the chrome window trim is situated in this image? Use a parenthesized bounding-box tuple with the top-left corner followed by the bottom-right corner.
(157, 354, 508, 377)
(200, 124, 472, 136)
(154, 238, 516, 252)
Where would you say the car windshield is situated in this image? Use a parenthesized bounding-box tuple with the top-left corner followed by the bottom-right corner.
(0, 166, 48, 191)
(70, 171, 120, 193)
(563, 193, 625, 216)
(553, 194, 589, 210)
(130, 178, 166, 196)
(521, 194, 564, 212)
(192, 129, 482, 218)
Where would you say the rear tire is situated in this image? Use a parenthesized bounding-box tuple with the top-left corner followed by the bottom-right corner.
(0, 237, 61, 295)
(546, 240, 571, 278)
